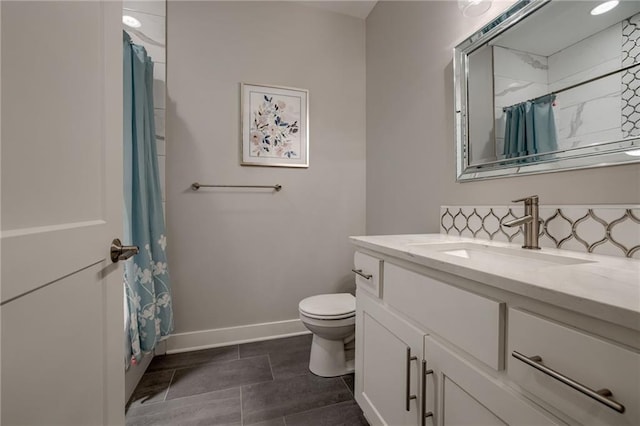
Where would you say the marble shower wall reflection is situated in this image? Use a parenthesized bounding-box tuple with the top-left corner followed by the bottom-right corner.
(440, 205, 640, 259)
(547, 23, 622, 151)
(493, 13, 640, 159)
(123, 0, 167, 212)
(493, 46, 549, 158)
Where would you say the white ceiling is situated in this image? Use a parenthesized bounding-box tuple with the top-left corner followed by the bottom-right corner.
(302, 1, 378, 19)
(493, 1, 640, 56)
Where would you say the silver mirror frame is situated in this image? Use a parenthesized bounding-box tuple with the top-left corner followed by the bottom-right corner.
(454, 0, 640, 182)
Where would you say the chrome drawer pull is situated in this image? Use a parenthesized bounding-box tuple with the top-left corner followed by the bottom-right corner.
(421, 360, 434, 426)
(351, 269, 373, 280)
(406, 347, 418, 411)
(512, 351, 625, 413)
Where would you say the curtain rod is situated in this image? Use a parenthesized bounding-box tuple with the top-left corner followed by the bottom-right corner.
(506, 62, 640, 109)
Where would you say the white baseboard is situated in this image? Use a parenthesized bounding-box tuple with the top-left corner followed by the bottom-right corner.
(166, 318, 310, 354)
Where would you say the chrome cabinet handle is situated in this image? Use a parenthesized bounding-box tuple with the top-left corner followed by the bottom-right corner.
(351, 269, 373, 280)
(421, 360, 434, 426)
(406, 347, 418, 411)
(110, 238, 139, 263)
(512, 351, 625, 413)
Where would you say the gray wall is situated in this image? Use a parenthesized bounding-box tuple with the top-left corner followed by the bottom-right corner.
(366, 1, 640, 235)
(166, 2, 366, 333)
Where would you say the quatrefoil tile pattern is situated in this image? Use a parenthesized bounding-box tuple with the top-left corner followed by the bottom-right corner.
(622, 14, 640, 138)
(440, 205, 640, 259)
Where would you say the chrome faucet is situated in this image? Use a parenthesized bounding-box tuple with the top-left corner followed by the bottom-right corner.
(503, 195, 540, 249)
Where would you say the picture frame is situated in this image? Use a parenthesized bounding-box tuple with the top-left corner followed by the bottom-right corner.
(241, 83, 309, 168)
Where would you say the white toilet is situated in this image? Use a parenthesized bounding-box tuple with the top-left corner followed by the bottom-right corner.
(298, 293, 356, 377)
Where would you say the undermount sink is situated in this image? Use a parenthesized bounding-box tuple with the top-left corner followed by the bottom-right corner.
(407, 241, 594, 266)
(435, 243, 594, 266)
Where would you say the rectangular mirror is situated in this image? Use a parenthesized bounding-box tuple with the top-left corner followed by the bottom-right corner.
(455, 0, 640, 181)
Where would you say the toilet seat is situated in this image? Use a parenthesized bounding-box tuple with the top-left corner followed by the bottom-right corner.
(299, 293, 355, 320)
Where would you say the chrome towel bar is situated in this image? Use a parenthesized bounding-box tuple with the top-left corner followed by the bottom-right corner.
(191, 182, 282, 192)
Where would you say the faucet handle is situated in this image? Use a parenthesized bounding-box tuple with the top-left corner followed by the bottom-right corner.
(512, 195, 539, 203)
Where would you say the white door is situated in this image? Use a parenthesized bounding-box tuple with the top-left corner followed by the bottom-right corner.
(1, 1, 124, 425)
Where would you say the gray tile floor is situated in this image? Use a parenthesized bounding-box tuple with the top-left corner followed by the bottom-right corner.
(126, 334, 369, 426)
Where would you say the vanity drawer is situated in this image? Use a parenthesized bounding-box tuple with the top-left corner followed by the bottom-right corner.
(508, 309, 640, 426)
(353, 252, 382, 298)
(384, 263, 504, 370)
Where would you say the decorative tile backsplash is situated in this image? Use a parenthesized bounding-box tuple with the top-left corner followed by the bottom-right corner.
(440, 205, 640, 259)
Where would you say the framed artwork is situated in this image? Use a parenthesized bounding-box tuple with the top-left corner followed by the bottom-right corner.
(241, 83, 309, 167)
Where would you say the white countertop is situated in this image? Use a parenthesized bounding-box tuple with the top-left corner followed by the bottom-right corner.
(350, 234, 640, 332)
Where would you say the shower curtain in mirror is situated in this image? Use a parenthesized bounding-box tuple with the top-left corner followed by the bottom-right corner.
(503, 94, 558, 159)
(123, 31, 173, 365)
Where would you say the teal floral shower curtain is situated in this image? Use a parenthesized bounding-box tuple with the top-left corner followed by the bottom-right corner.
(123, 32, 173, 365)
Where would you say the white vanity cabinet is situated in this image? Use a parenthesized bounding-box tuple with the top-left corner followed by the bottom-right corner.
(352, 247, 640, 426)
(384, 263, 504, 370)
(425, 335, 563, 426)
(355, 290, 426, 426)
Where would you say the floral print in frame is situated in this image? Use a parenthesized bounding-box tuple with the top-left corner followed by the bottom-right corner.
(241, 83, 309, 167)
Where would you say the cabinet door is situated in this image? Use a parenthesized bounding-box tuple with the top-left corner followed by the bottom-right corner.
(425, 336, 564, 426)
(356, 291, 425, 426)
(443, 379, 506, 426)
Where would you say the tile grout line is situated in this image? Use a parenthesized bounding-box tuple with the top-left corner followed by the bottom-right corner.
(147, 349, 239, 373)
(164, 353, 270, 375)
(139, 383, 260, 407)
(161, 376, 277, 405)
(341, 376, 354, 397)
(284, 399, 355, 421)
(162, 369, 177, 402)
(239, 353, 278, 425)
(240, 386, 244, 426)
(159, 349, 278, 404)
(266, 354, 276, 381)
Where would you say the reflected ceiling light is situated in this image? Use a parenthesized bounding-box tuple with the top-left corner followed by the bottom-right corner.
(458, 0, 492, 17)
(122, 15, 142, 28)
(625, 149, 640, 157)
(590, 1, 619, 16)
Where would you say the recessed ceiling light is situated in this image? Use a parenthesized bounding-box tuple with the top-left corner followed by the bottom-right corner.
(590, 1, 619, 16)
(122, 15, 142, 28)
(458, 0, 492, 18)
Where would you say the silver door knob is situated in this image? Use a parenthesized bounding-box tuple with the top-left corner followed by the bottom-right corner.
(110, 238, 139, 263)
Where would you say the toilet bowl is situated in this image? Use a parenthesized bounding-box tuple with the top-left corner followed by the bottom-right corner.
(299, 293, 356, 377)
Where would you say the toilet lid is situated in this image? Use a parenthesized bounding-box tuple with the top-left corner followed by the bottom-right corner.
(299, 293, 355, 319)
